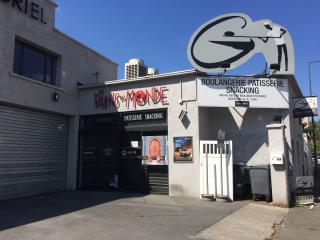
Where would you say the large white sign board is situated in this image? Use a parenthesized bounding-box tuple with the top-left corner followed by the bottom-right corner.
(197, 77, 289, 108)
(188, 13, 294, 75)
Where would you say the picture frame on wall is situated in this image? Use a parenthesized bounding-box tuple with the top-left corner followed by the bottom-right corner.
(142, 136, 168, 165)
(173, 136, 193, 162)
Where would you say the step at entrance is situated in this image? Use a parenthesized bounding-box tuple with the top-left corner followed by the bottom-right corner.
(148, 166, 168, 195)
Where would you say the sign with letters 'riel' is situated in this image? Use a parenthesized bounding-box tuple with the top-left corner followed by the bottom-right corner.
(197, 77, 289, 108)
(1, 0, 47, 24)
(188, 13, 294, 74)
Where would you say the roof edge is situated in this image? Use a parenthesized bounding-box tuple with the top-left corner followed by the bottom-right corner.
(78, 69, 197, 90)
(78, 71, 304, 98)
(46, 0, 58, 7)
(54, 28, 118, 66)
(272, 74, 303, 97)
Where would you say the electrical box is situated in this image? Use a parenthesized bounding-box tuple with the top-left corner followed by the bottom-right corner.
(271, 154, 284, 165)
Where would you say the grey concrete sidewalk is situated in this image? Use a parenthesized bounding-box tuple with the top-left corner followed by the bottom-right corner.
(195, 203, 288, 240)
(274, 204, 320, 240)
(0, 191, 247, 240)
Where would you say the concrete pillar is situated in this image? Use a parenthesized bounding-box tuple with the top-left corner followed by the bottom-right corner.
(66, 115, 79, 190)
(266, 123, 289, 207)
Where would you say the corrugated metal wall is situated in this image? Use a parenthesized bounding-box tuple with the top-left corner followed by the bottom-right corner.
(0, 105, 69, 200)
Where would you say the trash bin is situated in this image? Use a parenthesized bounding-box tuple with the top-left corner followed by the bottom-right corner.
(248, 165, 272, 202)
(233, 163, 251, 200)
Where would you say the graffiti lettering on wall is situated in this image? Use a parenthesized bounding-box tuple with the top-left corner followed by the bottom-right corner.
(94, 87, 169, 110)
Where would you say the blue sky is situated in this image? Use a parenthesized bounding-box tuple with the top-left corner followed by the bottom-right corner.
(55, 0, 320, 97)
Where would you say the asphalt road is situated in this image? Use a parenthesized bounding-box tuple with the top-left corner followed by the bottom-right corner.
(0, 191, 246, 240)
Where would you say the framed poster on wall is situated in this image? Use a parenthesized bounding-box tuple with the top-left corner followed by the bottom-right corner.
(142, 136, 168, 165)
(173, 136, 193, 162)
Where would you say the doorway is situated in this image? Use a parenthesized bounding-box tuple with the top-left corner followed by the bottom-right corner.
(79, 110, 169, 194)
(80, 130, 169, 194)
(80, 130, 121, 191)
(120, 130, 168, 194)
(120, 131, 148, 192)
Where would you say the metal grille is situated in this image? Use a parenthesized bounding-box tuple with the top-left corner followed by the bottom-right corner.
(148, 166, 168, 195)
(0, 105, 69, 200)
(202, 143, 231, 154)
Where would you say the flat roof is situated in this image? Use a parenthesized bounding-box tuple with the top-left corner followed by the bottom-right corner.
(78, 70, 303, 97)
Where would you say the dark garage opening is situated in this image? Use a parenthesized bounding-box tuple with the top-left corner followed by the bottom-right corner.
(79, 109, 169, 195)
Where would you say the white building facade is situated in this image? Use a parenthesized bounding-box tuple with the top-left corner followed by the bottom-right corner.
(79, 72, 310, 206)
(0, 1, 311, 207)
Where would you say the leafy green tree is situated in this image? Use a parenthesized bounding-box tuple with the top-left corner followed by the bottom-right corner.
(308, 119, 320, 155)
(315, 120, 320, 154)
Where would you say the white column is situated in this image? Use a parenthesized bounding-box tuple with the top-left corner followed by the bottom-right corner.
(266, 123, 289, 207)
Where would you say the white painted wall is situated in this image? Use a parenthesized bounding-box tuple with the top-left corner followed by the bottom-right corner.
(286, 83, 308, 199)
(79, 74, 308, 201)
(199, 107, 286, 166)
(79, 74, 201, 197)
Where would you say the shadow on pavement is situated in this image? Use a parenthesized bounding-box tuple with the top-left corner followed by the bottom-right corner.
(0, 191, 145, 231)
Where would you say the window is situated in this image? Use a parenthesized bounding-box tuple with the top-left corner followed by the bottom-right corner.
(13, 40, 57, 85)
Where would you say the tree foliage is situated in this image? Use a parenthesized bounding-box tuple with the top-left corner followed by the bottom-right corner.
(308, 119, 320, 155)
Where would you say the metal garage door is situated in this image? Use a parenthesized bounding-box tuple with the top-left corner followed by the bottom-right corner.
(0, 105, 69, 200)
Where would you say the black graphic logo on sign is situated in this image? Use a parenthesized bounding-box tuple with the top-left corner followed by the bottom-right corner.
(190, 16, 255, 69)
(187, 13, 294, 74)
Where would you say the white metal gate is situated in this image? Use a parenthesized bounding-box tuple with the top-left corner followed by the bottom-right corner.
(200, 140, 233, 201)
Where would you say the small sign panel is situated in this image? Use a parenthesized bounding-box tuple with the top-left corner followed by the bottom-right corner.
(121, 109, 167, 123)
(235, 101, 249, 107)
(295, 176, 314, 204)
(293, 96, 318, 118)
(270, 154, 283, 165)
